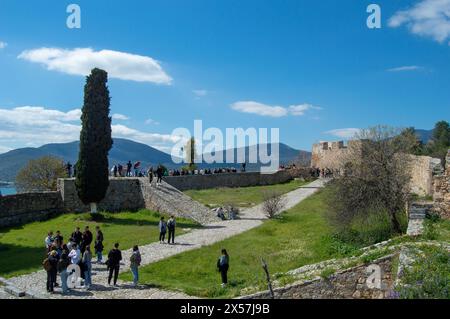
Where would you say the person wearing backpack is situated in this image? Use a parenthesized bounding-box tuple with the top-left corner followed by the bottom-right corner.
(129, 245, 141, 287)
(158, 217, 167, 244)
(57, 245, 70, 295)
(44, 250, 58, 293)
(167, 216, 176, 244)
(217, 249, 229, 288)
(107, 243, 122, 286)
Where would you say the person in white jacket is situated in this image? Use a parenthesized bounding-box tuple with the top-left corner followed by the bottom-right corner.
(68, 244, 81, 265)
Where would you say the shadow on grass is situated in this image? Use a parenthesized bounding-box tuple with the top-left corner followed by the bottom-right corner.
(0, 243, 47, 277)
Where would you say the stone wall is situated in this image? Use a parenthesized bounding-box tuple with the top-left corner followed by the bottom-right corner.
(408, 154, 441, 196)
(241, 255, 395, 299)
(0, 192, 63, 228)
(163, 169, 310, 191)
(312, 140, 440, 196)
(57, 178, 145, 213)
(433, 150, 450, 219)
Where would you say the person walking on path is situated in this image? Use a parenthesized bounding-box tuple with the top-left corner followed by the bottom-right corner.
(107, 243, 122, 286)
(45, 250, 58, 293)
(167, 216, 176, 244)
(129, 245, 142, 287)
(94, 226, 104, 263)
(158, 217, 167, 244)
(217, 249, 229, 288)
(82, 246, 92, 290)
(57, 246, 70, 295)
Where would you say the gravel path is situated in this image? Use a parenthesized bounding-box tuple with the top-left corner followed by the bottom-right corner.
(4, 179, 325, 299)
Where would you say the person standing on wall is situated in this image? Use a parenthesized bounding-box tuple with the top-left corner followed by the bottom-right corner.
(107, 243, 122, 287)
(167, 216, 176, 245)
(147, 166, 154, 185)
(156, 165, 163, 186)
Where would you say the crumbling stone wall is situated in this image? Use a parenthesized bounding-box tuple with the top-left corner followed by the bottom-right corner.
(433, 150, 450, 219)
(312, 140, 439, 196)
(0, 192, 63, 228)
(241, 255, 395, 299)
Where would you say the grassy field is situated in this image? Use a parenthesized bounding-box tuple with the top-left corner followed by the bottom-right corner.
(184, 179, 310, 208)
(0, 210, 199, 278)
(121, 190, 345, 298)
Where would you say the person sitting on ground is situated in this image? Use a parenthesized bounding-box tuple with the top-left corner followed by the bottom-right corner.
(107, 243, 122, 287)
(129, 245, 142, 287)
(216, 207, 226, 220)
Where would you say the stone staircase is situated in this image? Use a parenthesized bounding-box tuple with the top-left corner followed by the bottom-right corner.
(139, 178, 220, 225)
(406, 202, 432, 236)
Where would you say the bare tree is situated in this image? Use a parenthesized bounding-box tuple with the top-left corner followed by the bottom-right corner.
(16, 156, 67, 193)
(262, 190, 285, 219)
(261, 258, 274, 299)
(326, 126, 417, 234)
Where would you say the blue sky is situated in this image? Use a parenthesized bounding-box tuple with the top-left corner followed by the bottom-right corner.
(0, 0, 449, 154)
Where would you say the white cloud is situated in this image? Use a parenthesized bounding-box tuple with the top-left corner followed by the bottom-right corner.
(0, 41, 7, 49)
(0, 145, 12, 154)
(230, 101, 322, 117)
(325, 128, 361, 139)
(18, 48, 172, 84)
(193, 89, 208, 97)
(112, 113, 129, 120)
(389, 0, 450, 44)
(387, 65, 423, 72)
(145, 118, 160, 125)
(0, 106, 182, 152)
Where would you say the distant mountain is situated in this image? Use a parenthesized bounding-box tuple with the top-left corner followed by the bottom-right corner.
(0, 139, 311, 182)
(415, 129, 433, 144)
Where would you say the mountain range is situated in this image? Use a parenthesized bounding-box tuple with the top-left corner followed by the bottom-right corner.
(0, 138, 311, 182)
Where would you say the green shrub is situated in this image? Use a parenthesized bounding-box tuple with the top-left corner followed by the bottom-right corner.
(396, 246, 450, 299)
(320, 267, 336, 280)
(422, 220, 438, 240)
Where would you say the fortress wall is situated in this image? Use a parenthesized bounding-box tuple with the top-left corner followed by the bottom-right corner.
(0, 192, 63, 228)
(312, 140, 439, 196)
(163, 169, 310, 191)
(57, 178, 145, 213)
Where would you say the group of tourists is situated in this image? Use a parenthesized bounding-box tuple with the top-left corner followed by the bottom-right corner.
(157, 216, 177, 244)
(42, 219, 230, 295)
(310, 167, 339, 178)
(43, 226, 104, 293)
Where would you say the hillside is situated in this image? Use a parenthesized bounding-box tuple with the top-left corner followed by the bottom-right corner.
(0, 139, 311, 182)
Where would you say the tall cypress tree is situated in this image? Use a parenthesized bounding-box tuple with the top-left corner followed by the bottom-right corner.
(75, 68, 113, 213)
